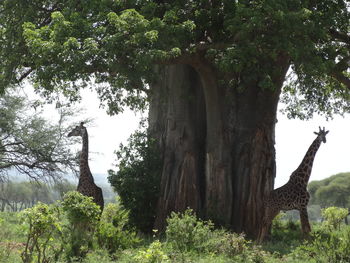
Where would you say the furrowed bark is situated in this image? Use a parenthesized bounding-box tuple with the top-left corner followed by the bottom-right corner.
(151, 56, 289, 238)
(150, 65, 206, 231)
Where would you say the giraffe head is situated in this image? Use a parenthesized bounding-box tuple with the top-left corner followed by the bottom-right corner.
(314, 126, 329, 143)
(68, 122, 86, 137)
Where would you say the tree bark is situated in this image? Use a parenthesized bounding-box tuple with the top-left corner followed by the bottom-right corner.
(151, 56, 289, 238)
(150, 65, 206, 230)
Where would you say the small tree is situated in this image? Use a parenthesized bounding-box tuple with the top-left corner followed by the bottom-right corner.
(21, 202, 62, 263)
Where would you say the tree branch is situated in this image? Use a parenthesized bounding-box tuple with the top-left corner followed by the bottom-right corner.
(17, 68, 34, 83)
(329, 29, 350, 45)
(331, 72, 350, 90)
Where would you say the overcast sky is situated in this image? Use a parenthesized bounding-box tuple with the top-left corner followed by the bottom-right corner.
(35, 88, 350, 188)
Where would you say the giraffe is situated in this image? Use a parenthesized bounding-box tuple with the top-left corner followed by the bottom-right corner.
(68, 122, 104, 211)
(257, 127, 329, 243)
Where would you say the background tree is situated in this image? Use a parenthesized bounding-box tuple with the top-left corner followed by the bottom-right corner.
(0, 0, 349, 237)
(52, 179, 76, 200)
(0, 179, 77, 211)
(309, 173, 350, 209)
(0, 92, 79, 181)
(309, 173, 350, 223)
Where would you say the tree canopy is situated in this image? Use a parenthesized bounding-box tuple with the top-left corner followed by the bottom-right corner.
(0, 91, 79, 180)
(1, 0, 350, 236)
(309, 172, 350, 208)
(0, 0, 349, 117)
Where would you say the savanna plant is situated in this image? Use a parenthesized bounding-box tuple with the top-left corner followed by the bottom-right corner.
(60, 191, 101, 260)
(294, 227, 350, 263)
(321, 206, 349, 230)
(165, 209, 214, 253)
(134, 240, 170, 263)
(108, 121, 161, 233)
(207, 229, 249, 257)
(97, 199, 140, 253)
(21, 202, 62, 263)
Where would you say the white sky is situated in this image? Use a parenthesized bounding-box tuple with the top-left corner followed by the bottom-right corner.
(25, 88, 350, 189)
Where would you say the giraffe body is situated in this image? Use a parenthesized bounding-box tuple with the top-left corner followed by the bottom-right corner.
(68, 123, 104, 211)
(257, 127, 329, 243)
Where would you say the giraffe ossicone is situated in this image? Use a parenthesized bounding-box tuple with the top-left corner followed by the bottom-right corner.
(68, 122, 104, 211)
(257, 127, 329, 243)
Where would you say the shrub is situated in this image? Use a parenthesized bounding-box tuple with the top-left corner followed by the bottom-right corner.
(321, 207, 349, 230)
(165, 209, 214, 253)
(61, 191, 101, 260)
(208, 230, 248, 257)
(97, 200, 140, 253)
(295, 227, 350, 263)
(108, 122, 161, 233)
(134, 240, 169, 263)
(20, 203, 62, 263)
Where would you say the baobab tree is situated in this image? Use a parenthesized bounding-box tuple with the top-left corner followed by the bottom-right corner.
(1, 0, 349, 237)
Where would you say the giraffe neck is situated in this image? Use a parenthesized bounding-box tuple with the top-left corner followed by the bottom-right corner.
(292, 137, 322, 184)
(80, 128, 93, 181)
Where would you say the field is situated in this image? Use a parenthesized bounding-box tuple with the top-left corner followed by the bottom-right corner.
(0, 199, 349, 263)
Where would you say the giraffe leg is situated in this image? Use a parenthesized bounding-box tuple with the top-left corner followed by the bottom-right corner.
(300, 207, 311, 237)
(257, 208, 279, 243)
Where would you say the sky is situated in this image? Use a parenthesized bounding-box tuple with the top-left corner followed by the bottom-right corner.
(29, 88, 350, 189)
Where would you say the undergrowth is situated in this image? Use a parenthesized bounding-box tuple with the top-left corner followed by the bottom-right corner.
(1, 204, 350, 263)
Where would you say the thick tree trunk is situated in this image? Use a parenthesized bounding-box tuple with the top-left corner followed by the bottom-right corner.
(150, 65, 206, 230)
(151, 57, 289, 238)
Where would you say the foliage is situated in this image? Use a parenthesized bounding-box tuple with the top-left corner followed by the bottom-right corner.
(0, 0, 349, 117)
(293, 226, 350, 263)
(207, 229, 250, 257)
(321, 206, 349, 230)
(21, 203, 62, 263)
(108, 122, 161, 233)
(0, 92, 80, 180)
(61, 191, 101, 260)
(97, 200, 140, 253)
(5, 209, 350, 263)
(165, 209, 270, 262)
(0, 212, 26, 242)
(263, 213, 303, 255)
(165, 209, 214, 253)
(309, 173, 350, 208)
(134, 240, 170, 263)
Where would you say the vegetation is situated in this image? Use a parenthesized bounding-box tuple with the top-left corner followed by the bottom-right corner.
(0, 92, 80, 181)
(2, 205, 350, 263)
(309, 172, 350, 209)
(108, 123, 161, 233)
(1, 0, 349, 237)
(0, 179, 74, 212)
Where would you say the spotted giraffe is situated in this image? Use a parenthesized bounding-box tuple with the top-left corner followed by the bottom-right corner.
(68, 122, 104, 211)
(257, 127, 329, 243)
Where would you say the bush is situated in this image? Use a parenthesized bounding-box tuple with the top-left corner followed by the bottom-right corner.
(97, 200, 140, 253)
(321, 207, 349, 230)
(134, 240, 169, 263)
(294, 227, 350, 263)
(61, 191, 101, 260)
(20, 203, 62, 263)
(108, 122, 161, 233)
(165, 209, 214, 253)
(208, 230, 248, 257)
